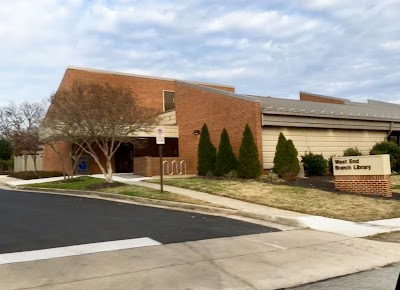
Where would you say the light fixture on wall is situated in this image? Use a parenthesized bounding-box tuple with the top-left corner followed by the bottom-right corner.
(193, 130, 200, 135)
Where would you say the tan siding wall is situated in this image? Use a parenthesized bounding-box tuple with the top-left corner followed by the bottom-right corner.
(262, 127, 386, 169)
(133, 125, 179, 138)
(14, 155, 43, 172)
(159, 111, 176, 125)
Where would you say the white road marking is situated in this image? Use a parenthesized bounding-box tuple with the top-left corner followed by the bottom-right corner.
(264, 242, 287, 250)
(0, 237, 161, 265)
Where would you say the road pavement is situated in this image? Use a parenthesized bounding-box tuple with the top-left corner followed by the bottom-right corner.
(0, 188, 278, 253)
(2, 188, 400, 289)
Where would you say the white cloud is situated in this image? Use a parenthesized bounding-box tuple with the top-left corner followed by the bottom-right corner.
(0, 0, 399, 106)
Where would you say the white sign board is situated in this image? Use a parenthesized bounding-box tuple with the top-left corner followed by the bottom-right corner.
(155, 127, 165, 144)
(333, 154, 391, 176)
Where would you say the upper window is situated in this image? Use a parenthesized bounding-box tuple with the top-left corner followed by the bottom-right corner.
(163, 91, 175, 111)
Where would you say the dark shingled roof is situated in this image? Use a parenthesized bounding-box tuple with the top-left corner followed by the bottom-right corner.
(252, 94, 400, 122)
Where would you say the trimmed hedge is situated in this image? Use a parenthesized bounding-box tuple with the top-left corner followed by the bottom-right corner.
(8, 171, 64, 180)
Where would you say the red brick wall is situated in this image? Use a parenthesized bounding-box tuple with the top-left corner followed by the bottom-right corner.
(53, 68, 235, 112)
(43, 68, 234, 173)
(334, 175, 392, 197)
(134, 157, 188, 176)
(300, 92, 346, 104)
(42, 141, 72, 173)
(175, 81, 262, 174)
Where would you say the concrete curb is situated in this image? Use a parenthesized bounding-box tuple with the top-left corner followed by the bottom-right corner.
(18, 186, 238, 216)
(238, 211, 309, 229)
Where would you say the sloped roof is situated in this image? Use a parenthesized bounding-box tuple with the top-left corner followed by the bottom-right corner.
(67, 66, 235, 89)
(255, 94, 400, 122)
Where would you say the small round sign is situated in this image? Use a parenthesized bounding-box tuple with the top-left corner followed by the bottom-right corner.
(155, 127, 165, 137)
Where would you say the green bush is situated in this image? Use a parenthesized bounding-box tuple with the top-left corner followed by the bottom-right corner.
(273, 133, 300, 179)
(257, 171, 284, 183)
(0, 139, 12, 161)
(237, 124, 262, 178)
(273, 133, 287, 175)
(8, 171, 64, 180)
(370, 141, 400, 172)
(301, 152, 328, 176)
(7, 159, 14, 172)
(197, 124, 216, 176)
(343, 147, 362, 156)
(0, 160, 7, 171)
(0, 159, 13, 172)
(224, 170, 238, 179)
(215, 128, 237, 176)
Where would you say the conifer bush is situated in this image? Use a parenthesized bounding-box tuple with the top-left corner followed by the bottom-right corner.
(215, 128, 237, 176)
(273, 133, 300, 179)
(285, 140, 300, 178)
(237, 124, 262, 178)
(197, 124, 216, 176)
(273, 133, 287, 176)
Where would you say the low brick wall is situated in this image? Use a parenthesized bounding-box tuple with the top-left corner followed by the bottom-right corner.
(134, 157, 189, 177)
(334, 175, 392, 197)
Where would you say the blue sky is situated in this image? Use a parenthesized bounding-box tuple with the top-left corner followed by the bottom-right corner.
(0, 0, 399, 106)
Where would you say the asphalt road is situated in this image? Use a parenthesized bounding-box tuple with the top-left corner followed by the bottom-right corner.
(0, 189, 278, 254)
(291, 263, 400, 290)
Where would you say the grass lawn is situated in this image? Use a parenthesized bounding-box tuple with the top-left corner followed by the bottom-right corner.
(148, 177, 400, 222)
(27, 176, 222, 208)
(391, 175, 400, 190)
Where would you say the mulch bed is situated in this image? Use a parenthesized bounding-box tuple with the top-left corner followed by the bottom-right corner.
(283, 175, 336, 192)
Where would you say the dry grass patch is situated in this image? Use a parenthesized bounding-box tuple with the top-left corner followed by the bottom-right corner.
(157, 177, 400, 222)
(366, 231, 400, 243)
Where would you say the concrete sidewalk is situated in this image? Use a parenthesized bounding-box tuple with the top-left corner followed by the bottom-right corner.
(2, 229, 400, 290)
(3, 174, 400, 238)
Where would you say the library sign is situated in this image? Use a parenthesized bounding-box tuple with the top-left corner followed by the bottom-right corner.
(332, 154, 391, 176)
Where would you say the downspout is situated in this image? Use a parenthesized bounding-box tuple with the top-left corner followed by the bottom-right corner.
(386, 122, 394, 140)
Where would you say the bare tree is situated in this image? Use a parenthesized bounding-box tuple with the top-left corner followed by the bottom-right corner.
(0, 102, 45, 172)
(44, 81, 159, 183)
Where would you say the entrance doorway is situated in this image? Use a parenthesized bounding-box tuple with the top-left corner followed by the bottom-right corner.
(115, 143, 134, 173)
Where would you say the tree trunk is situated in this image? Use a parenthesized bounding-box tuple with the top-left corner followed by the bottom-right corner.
(48, 142, 67, 180)
(106, 158, 113, 183)
(23, 155, 27, 172)
(32, 154, 37, 174)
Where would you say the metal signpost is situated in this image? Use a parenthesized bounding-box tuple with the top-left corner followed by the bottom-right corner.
(155, 127, 165, 193)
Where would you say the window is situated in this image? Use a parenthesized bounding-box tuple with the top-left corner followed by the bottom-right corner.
(163, 91, 175, 111)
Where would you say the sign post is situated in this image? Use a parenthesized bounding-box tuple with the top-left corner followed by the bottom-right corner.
(155, 127, 165, 193)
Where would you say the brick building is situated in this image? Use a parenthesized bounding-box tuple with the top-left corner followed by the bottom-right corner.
(42, 66, 400, 177)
